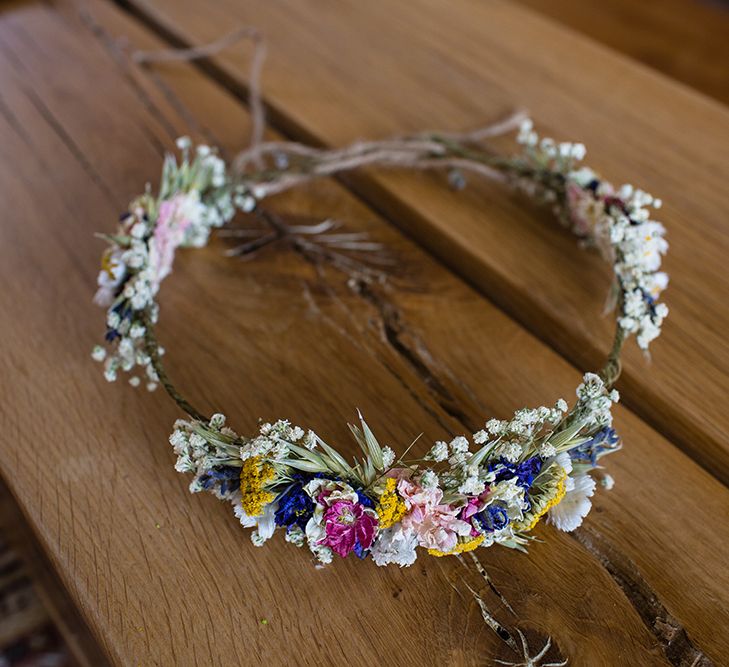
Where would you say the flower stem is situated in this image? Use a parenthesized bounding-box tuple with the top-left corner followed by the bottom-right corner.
(141, 312, 209, 423)
(600, 325, 625, 388)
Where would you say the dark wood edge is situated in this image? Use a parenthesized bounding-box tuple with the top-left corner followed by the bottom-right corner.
(0, 478, 111, 667)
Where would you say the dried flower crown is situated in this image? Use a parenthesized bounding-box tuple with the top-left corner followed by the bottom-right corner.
(91, 117, 668, 567)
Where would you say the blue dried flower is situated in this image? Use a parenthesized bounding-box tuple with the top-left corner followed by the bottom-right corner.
(105, 302, 133, 340)
(571, 427, 619, 466)
(474, 504, 509, 533)
(274, 476, 315, 531)
(356, 490, 375, 509)
(198, 466, 241, 495)
(491, 456, 543, 489)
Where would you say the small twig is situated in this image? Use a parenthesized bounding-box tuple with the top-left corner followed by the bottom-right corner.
(216, 228, 271, 238)
(245, 208, 389, 283)
(463, 580, 520, 653)
(224, 230, 279, 257)
(493, 629, 568, 667)
(463, 551, 516, 616)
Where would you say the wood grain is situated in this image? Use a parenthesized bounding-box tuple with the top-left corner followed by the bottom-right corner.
(517, 0, 729, 105)
(0, 1, 727, 665)
(121, 0, 729, 484)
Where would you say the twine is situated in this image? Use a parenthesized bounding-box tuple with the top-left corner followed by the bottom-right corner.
(129, 26, 524, 192)
(132, 26, 267, 161)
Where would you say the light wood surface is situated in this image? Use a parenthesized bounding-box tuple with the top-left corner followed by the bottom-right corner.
(122, 0, 729, 484)
(0, 1, 727, 665)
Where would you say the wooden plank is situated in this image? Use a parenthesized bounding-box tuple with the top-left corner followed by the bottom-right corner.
(516, 0, 729, 106)
(0, 1, 727, 664)
(0, 480, 110, 667)
(0, 530, 49, 650)
(121, 0, 729, 483)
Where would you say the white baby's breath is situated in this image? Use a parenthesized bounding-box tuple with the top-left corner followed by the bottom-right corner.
(427, 440, 449, 462)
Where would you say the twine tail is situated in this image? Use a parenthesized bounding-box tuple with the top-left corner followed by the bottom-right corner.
(132, 26, 267, 158)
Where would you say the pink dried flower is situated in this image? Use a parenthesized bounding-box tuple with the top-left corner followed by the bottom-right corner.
(319, 500, 378, 558)
(149, 194, 195, 286)
(566, 182, 597, 237)
(397, 479, 471, 553)
(460, 491, 491, 536)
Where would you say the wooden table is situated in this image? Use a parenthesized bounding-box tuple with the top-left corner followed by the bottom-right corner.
(1, 0, 728, 665)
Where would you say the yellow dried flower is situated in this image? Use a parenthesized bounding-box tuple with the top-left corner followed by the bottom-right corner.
(240, 456, 276, 517)
(375, 478, 406, 529)
(514, 469, 567, 533)
(100, 247, 123, 278)
(427, 535, 485, 557)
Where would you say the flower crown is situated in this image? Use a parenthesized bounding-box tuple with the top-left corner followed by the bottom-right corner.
(91, 118, 668, 567)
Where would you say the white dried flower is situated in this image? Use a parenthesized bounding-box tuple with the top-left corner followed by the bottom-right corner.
(272, 441, 290, 460)
(284, 526, 305, 547)
(129, 323, 145, 339)
(427, 440, 449, 462)
(448, 436, 470, 464)
(539, 443, 557, 458)
(498, 440, 522, 463)
(548, 474, 596, 531)
(106, 311, 121, 330)
(486, 419, 506, 435)
(577, 373, 605, 400)
(450, 436, 469, 454)
(310, 544, 333, 565)
(420, 469, 439, 489)
(473, 430, 489, 445)
(370, 526, 418, 567)
(176, 136, 191, 150)
(304, 430, 318, 450)
(458, 465, 485, 495)
(103, 359, 118, 383)
(130, 222, 147, 239)
(174, 455, 195, 474)
(209, 413, 226, 429)
(186, 436, 205, 459)
(169, 430, 187, 452)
